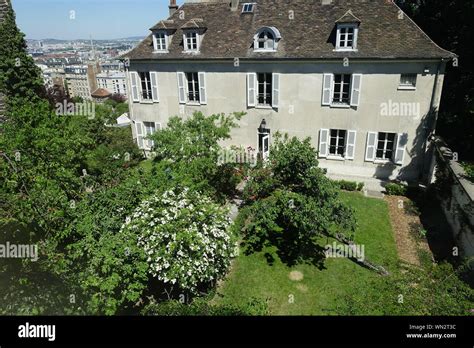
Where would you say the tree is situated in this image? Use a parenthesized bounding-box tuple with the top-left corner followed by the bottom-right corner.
(150, 111, 245, 201)
(396, 0, 474, 160)
(0, 2, 44, 106)
(240, 134, 356, 266)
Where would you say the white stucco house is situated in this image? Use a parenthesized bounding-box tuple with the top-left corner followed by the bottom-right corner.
(123, 0, 455, 185)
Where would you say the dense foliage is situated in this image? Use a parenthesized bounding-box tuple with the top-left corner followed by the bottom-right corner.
(141, 297, 268, 316)
(150, 112, 244, 201)
(384, 183, 408, 196)
(240, 134, 356, 265)
(123, 187, 236, 294)
(396, 0, 474, 161)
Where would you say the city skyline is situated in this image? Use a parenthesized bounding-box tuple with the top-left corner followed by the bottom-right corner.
(12, 0, 185, 40)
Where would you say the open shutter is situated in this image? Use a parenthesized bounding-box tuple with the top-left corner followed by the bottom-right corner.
(135, 122, 144, 149)
(322, 74, 333, 106)
(345, 130, 357, 160)
(198, 72, 207, 105)
(365, 132, 377, 162)
(150, 72, 159, 102)
(177, 72, 186, 104)
(319, 129, 330, 158)
(394, 133, 407, 165)
(350, 74, 362, 107)
(130, 72, 140, 102)
(272, 73, 280, 108)
(247, 73, 257, 107)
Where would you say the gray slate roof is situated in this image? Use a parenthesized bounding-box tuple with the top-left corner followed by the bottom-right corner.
(125, 0, 455, 61)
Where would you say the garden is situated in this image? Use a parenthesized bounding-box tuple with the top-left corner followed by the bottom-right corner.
(1, 11, 472, 313)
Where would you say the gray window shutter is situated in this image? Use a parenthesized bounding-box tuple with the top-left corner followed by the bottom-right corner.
(130, 72, 140, 102)
(272, 73, 280, 108)
(350, 74, 362, 106)
(198, 72, 207, 105)
(150, 72, 159, 102)
(247, 73, 256, 107)
(394, 133, 408, 165)
(365, 132, 377, 162)
(177, 72, 186, 104)
(135, 122, 144, 149)
(319, 129, 330, 158)
(322, 73, 333, 106)
(345, 130, 357, 160)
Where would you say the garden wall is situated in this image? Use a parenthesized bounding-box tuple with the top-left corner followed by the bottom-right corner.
(431, 137, 474, 258)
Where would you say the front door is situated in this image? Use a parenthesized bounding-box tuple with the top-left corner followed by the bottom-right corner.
(259, 133, 270, 160)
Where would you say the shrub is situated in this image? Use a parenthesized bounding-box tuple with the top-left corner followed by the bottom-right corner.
(357, 182, 365, 191)
(121, 187, 236, 295)
(141, 297, 268, 316)
(385, 183, 408, 196)
(461, 162, 474, 183)
(333, 180, 360, 191)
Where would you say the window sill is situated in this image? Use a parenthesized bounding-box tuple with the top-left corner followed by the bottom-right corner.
(373, 159, 392, 164)
(185, 102, 201, 106)
(398, 86, 416, 91)
(140, 100, 154, 104)
(153, 50, 169, 54)
(333, 48, 358, 52)
(327, 155, 346, 161)
(330, 103, 351, 109)
(255, 105, 274, 109)
(182, 50, 200, 54)
(253, 49, 277, 53)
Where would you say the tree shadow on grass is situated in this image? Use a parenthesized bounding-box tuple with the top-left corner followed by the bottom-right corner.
(247, 242, 327, 270)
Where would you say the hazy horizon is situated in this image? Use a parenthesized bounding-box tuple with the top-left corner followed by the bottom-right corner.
(11, 0, 185, 41)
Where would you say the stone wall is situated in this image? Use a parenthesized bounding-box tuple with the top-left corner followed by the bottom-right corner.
(432, 137, 474, 258)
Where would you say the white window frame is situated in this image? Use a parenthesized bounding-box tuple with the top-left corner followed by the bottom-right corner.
(139, 71, 153, 102)
(254, 27, 280, 52)
(184, 30, 199, 52)
(332, 74, 351, 106)
(398, 74, 417, 90)
(143, 121, 158, 150)
(256, 72, 273, 107)
(328, 129, 347, 158)
(153, 31, 168, 52)
(185, 72, 200, 104)
(242, 3, 256, 13)
(375, 132, 397, 162)
(336, 24, 358, 51)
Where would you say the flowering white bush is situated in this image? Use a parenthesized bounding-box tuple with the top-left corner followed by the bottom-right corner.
(121, 187, 236, 294)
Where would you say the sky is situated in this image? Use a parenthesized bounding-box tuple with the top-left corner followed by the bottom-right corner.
(11, 0, 185, 40)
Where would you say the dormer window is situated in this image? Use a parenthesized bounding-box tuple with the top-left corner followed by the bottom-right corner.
(242, 3, 255, 13)
(184, 30, 199, 52)
(334, 10, 360, 51)
(153, 31, 168, 52)
(254, 27, 281, 52)
(336, 24, 358, 51)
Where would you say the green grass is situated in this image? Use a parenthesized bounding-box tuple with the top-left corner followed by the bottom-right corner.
(213, 192, 399, 315)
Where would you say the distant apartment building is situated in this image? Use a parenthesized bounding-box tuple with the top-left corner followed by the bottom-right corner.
(97, 71, 128, 96)
(37, 64, 65, 91)
(65, 63, 101, 100)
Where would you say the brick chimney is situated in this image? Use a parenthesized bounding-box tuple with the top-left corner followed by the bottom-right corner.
(169, 0, 178, 16)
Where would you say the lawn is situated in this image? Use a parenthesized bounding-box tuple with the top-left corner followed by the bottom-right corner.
(213, 191, 399, 315)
